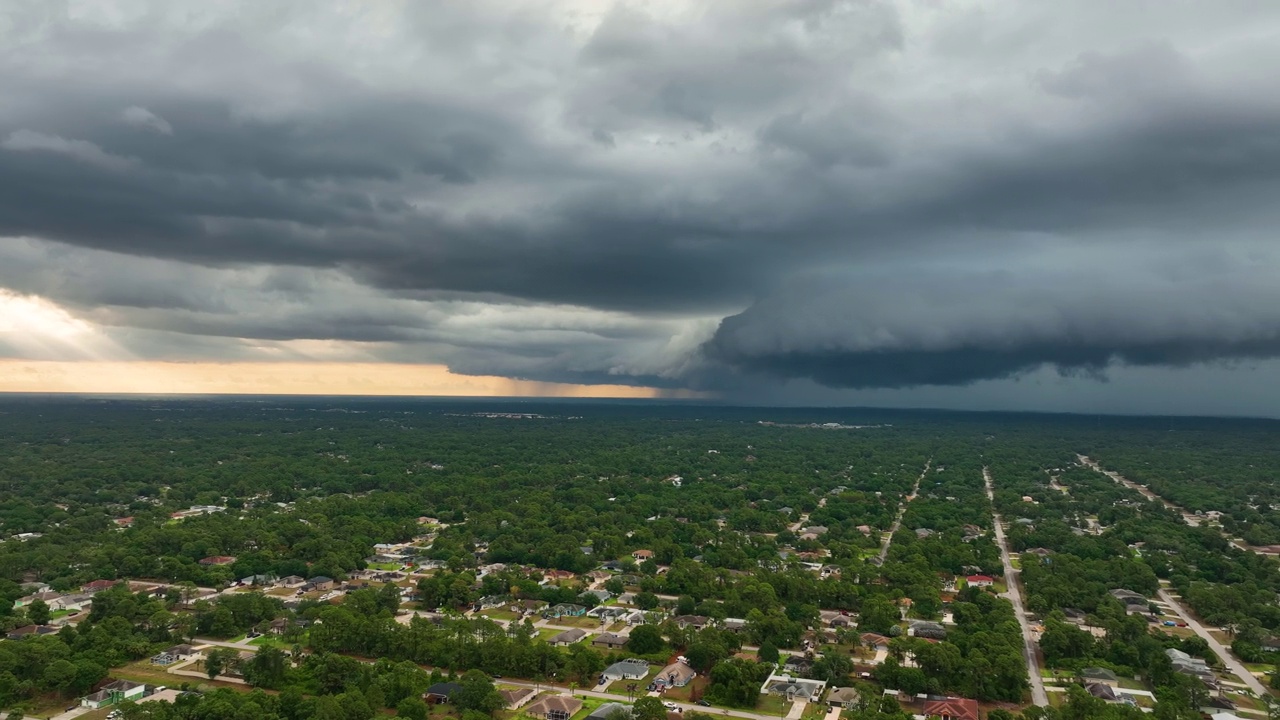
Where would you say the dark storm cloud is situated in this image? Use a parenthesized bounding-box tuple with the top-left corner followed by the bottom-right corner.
(705, 261, 1280, 388)
(3, 1, 1280, 406)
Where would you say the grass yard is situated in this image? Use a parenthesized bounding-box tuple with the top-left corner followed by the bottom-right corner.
(481, 608, 521, 622)
(536, 628, 564, 642)
(755, 693, 791, 716)
(604, 674, 652, 695)
(249, 634, 299, 649)
(567, 696, 610, 720)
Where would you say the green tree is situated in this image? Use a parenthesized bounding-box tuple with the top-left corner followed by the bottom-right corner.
(398, 697, 431, 720)
(633, 697, 668, 720)
(455, 669, 504, 714)
(628, 625, 665, 655)
(757, 642, 780, 664)
(26, 599, 50, 626)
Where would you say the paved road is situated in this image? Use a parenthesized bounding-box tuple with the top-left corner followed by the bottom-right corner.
(1156, 587, 1268, 697)
(499, 677, 788, 720)
(984, 467, 1049, 707)
(1079, 455, 1280, 558)
(877, 459, 930, 563)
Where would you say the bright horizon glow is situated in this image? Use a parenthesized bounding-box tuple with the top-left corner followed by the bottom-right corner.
(0, 360, 696, 399)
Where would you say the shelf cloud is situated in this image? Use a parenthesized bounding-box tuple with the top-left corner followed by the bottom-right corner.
(3, 1, 1280, 411)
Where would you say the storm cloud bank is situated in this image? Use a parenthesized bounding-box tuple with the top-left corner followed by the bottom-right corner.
(705, 264, 1280, 388)
(3, 1, 1280, 412)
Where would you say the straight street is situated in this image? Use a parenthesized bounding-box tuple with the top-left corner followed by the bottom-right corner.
(983, 467, 1049, 707)
(1156, 587, 1268, 697)
(877, 459, 930, 564)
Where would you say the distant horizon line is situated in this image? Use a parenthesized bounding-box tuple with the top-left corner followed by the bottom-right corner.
(0, 390, 1275, 423)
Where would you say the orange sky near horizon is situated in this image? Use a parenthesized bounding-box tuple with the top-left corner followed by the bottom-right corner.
(0, 360, 688, 399)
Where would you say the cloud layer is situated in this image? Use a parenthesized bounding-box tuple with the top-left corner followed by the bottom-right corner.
(3, 1, 1280, 411)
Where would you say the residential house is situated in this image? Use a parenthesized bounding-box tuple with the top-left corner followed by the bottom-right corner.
(544, 569, 576, 584)
(828, 687, 861, 709)
(544, 603, 587, 619)
(909, 620, 947, 640)
(819, 610, 852, 627)
(965, 575, 994, 588)
(525, 695, 584, 720)
(473, 595, 510, 612)
(280, 575, 306, 587)
(581, 589, 613, 604)
(303, 576, 334, 592)
(588, 606, 629, 622)
(512, 599, 548, 614)
(632, 549, 655, 561)
(199, 555, 236, 566)
(151, 644, 199, 666)
(6, 625, 57, 641)
(549, 628, 588, 646)
(592, 632, 629, 650)
(602, 658, 650, 682)
(1086, 683, 1119, 702)
(500, 687, 537, 710)
(722, 618, 746, 633)
(81, 579, 118, 594)
(239, 574, 275, 587)
(762, 675, 827, 703)
(856, 525, 873, 536)
(915, 528, 936, 539)
(1080, 668, 1118, 687)
(652, 661, 696, 690)
(1166, 649, 1213, 679)
(587, 703, 632, 720)
(1109, 589, 1148, 608)
(783, 656, 814, 677)
(861, 633, 891, 650)
(81, 679, 146, 709)
(424, 682, 463, 704)
(51, 594, 92, 613)
(922, 696, 980, 720)
(13, 590, 62, 609)
(673, 615, 710, 630)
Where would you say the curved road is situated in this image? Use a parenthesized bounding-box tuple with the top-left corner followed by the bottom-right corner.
(983, 467, 1049, 707)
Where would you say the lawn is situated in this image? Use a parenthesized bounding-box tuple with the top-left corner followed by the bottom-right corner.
(567, 695, 610, 720)
(604, 673, 652, 695)
(367, 562, 401, 571)
(755, 693, 791, 716)
(249, 634, 299, 649)
(481, 609, 520, 622)
(656, 676, 708, 704)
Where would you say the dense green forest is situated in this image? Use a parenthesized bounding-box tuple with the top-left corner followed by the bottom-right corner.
(0, 397, 1277, 720)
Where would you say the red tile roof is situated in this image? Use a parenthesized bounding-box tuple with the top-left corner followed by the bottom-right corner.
(923, 697, 979, 720)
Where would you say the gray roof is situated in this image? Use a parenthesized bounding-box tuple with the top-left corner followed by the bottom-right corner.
(587, 702, 633, 720)
(1081, 667, 1117, 681)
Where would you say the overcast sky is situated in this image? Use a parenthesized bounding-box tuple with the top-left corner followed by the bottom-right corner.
(3, 0, 1280, 415)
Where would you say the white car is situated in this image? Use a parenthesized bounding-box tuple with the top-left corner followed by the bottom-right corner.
(663, 702, 678, 710)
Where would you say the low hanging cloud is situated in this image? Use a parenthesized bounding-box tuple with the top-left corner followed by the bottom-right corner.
(2, 1, 1280, 411)
(704, 262, 1280, 389)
